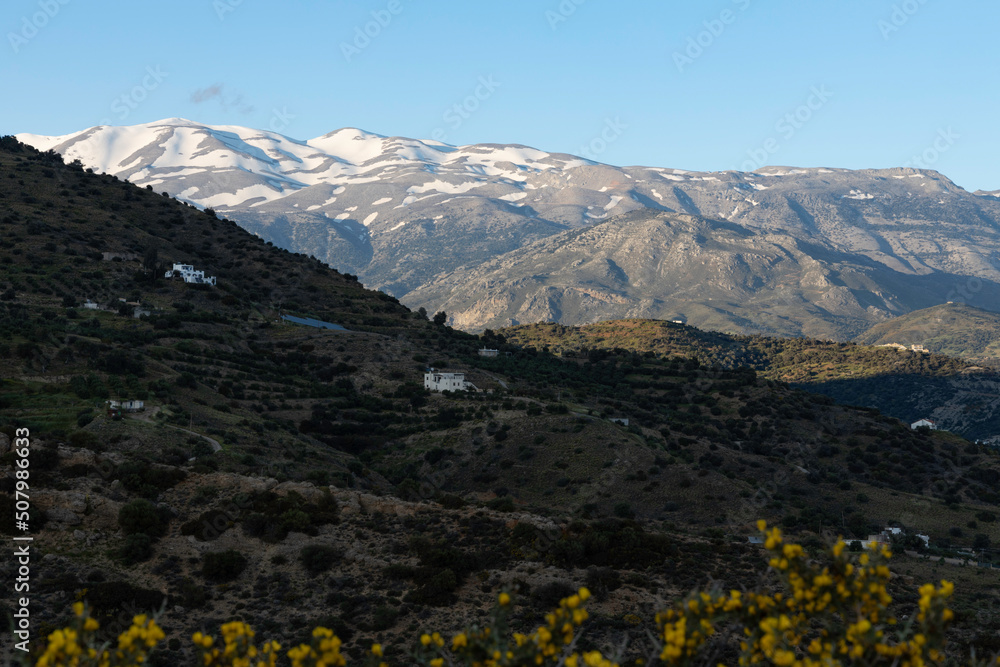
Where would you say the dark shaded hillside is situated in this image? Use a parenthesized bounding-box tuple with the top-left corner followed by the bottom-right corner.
(2, 138, 1000, 663)
(499, 320, 1000, 440)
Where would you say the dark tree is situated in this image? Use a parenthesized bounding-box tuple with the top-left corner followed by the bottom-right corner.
(432, 311, 447, 326)
(143, 247, 159, 280)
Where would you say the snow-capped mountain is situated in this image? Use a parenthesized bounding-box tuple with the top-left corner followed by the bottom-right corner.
(18, 119, 1000, 336)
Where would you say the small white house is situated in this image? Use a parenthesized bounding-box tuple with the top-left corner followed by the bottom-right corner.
(478, 348, 499, 358)
(164, 263, 216, 286)
(82, 299, 99, 310)
(424, 372, 477, 392)
(107, 399, 144, 412)
(911, 418, 938, 430)
(865, 526, 930, 549)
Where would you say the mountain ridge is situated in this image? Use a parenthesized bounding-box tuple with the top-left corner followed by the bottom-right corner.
(17, 119, 1000, 338)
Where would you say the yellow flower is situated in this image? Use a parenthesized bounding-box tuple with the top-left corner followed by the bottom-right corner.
(499, 592, 511, 606)
(371, 643, 383, 657)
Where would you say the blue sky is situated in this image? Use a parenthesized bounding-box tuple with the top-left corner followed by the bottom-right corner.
(2, 0, 998, 190)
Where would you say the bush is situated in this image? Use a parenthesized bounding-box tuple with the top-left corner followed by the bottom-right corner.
(117, 533, 154, 565)
(299, 544, 340, 575)
(202, 550, 248, 582)
(371, 605, 400, 631)
(613, 502, 635, 519)
(403, 568, 458, 606)
(487, 497, 515, 512)
(531, 581, 576, 609)
(584, 566, 621, 598)
(117, 499, 168, 538)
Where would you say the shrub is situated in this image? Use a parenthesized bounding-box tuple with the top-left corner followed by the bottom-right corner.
(371, 605, 400, 631)
(403, 568, 458, 606)
(613, 502, 635, 519)
(487, 497, 515, 512)
(299, 544, 340, 575)
(117, 499, 168, 538)
(202, 549, 248, 582)
(117, 533, 154, 565)
(584, 566, 621, 598)
(531, 581, 576, 609)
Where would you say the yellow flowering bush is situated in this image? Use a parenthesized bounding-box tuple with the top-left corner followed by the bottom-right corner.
(34, 601, 165, 667)
(28, 523, 1000, 667)
(653, 521, 971, 667)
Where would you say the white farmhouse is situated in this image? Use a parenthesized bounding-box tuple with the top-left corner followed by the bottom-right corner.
(424, 372, 477, 392)
(478, 348, 499, 357)
(164, 263, 216, 286)
(107, 399, 144, 412)
(911, 418, 938, 430)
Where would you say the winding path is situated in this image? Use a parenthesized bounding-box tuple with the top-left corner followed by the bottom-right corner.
(126, 407, 222, 452)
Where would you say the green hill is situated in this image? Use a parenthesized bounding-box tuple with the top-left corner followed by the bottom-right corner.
(855, 302, 1000, 365)
(2, 137, 1000, 662)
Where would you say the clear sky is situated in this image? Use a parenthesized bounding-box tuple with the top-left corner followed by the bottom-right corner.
(2, 0, 998, 191)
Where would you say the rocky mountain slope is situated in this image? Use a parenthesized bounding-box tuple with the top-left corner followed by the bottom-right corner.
(408, 209, 1000, 339)
(17, 120, 1000, 338)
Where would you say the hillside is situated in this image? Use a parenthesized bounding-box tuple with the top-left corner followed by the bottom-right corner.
(3, 137, 1000, 663)
(19, 119, 1000, 340)
(498, 319, 1000, 441)
(855, 303, 1000, 365)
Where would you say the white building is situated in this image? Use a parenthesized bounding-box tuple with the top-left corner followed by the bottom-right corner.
(478, 348, 499, 357)
(424, 372, 477, 392)
(82, 299, 99, 310)
(108, 399, 144, 412)
(865, 526, 930, 549)
(911, 418, 938, 430)
(164, 263, 216, 286)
